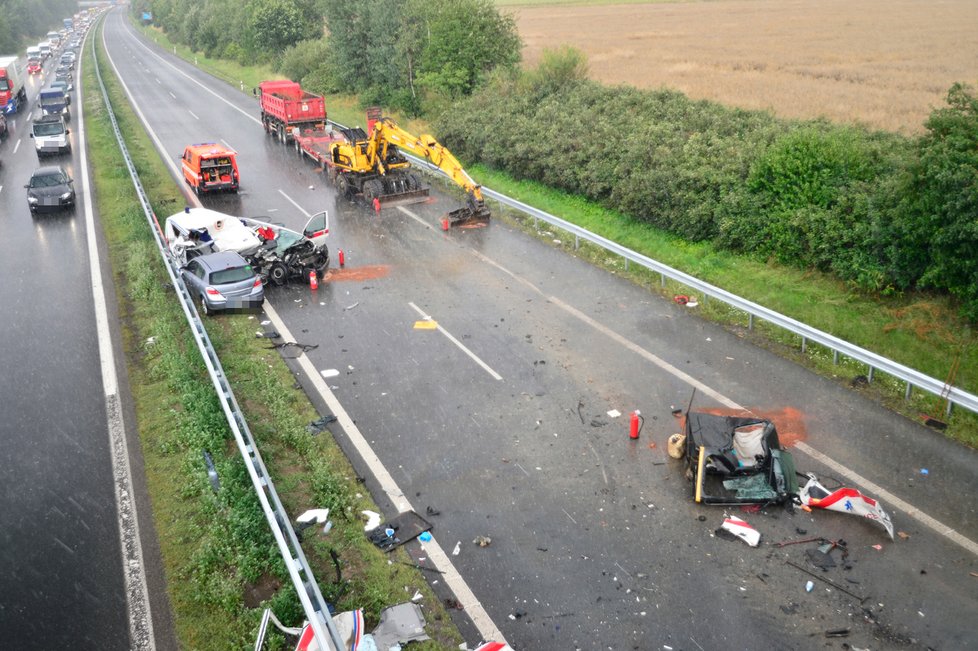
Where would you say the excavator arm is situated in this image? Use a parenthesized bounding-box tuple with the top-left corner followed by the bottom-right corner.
(372, 118, 491, 223)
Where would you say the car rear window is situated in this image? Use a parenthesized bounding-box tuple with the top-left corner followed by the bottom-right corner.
(210, 266, 254, 284)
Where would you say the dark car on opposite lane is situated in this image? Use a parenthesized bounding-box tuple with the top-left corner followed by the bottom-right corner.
(25, 165, 76, 213)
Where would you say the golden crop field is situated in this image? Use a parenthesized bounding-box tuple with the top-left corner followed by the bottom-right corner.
(510, 0, 978, 133)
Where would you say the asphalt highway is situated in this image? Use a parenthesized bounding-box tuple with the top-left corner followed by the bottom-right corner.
(102, 8, 978, 650)
(0, 45, 132, 648)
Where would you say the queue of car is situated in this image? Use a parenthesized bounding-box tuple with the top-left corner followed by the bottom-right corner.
(3, 9, 267, 316)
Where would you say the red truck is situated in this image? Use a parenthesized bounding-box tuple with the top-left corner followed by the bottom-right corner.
(257, 80, 327, 143)
(0, 56, 27, 114)
(257, 79, 345, 168)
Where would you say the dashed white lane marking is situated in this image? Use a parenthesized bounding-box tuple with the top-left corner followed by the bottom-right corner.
(168, 91, 175, 99)
(408, 302, 503, 381)
(261, 302, 507, 644)
(13, 138, 21, 154)
(154, 77, 160, 84)
(220, 138, 232, 149)
(188, 109, 199, 120)
(83, 30, 156, 649)
(277, 189, 310, 217)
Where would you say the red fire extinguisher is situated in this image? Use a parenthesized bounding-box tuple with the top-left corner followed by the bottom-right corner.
(629, 410, 644, 439)
(309, 270, 319, 290)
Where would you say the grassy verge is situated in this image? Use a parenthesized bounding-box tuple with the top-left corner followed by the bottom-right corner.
(86, 20, 461, 650)
(129, 18, 977, 448)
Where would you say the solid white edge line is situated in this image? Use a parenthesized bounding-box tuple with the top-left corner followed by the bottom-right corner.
(82, 25, 156, 650)
(261, 302, 508, 644)
(409, 302, 503, 381)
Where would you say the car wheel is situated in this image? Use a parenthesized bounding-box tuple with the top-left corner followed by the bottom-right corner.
(269, 262, 289, 286)
(277, 125, 286, 145)
(199, 295, 211, 316)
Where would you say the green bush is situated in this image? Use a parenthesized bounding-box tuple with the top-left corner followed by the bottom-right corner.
(437, 69, 978, 319)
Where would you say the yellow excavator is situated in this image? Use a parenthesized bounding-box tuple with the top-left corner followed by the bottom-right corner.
(328, 116, 491, 225)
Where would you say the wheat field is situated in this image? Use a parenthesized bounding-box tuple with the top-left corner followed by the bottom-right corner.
(511, 0, 978, 133)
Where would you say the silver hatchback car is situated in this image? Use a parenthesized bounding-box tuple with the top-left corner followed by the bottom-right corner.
(181, 251, 264, 315)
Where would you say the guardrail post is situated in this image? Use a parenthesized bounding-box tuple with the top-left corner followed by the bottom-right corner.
(905, 382, 913, 400)
(833, 350, 839, 365)
(868, 365, 875, 383)
(801, 336, 807, 354)
(625, 258, 629, 271)
(748, 313, 754, 331)
(660, 273, 666, 288)
(946, 401, 954, 419)
(574, 234, 579, 250)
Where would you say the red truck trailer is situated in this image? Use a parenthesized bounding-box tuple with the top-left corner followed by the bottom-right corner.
(0, 56, 27, 114)
(257, 80, 327, 144)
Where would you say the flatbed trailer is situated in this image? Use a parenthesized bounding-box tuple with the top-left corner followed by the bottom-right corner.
(291, 124, 346, 168)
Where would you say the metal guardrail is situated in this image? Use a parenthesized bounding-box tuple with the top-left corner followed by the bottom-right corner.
(401, 152, 977, 419)
(92, 19, 344, 651)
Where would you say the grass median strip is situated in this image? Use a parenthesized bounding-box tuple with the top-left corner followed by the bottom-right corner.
(86, 21, 462, 651)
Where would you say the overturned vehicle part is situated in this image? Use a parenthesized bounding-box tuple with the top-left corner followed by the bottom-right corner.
(683, 411, 798, 505)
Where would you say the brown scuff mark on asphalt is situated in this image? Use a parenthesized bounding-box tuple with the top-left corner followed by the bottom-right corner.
(325, 265, 391, 282)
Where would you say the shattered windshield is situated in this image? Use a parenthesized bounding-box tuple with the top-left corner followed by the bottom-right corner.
(0, 79, 9, 91)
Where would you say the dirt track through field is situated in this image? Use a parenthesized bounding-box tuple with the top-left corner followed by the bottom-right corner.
(513, 0, 978, 133)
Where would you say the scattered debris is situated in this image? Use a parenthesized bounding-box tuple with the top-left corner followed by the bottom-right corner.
(805, 581, 814, 593)
(824, 628, 850, 638)
(362, 510, 382, 532)
(145, 336, 157, 346)
(897, 531, 910, 540)
(425, 505, 440, 517)
(411, 590, 423, 603)
(667, 432, 686, 459)
(370, 602, 430, 649)
(296, 508, 332, 535)
(797, 474, 894, 540)
(306, 414, 337, 434)
(674, 295, 690, 305)
(202, 450, 220, 493)
(445, 598, 464, 610)
(920, 468, 929, 476)
(786, 560, 865, 602)
(718, 516, 760, 547)
(872, 544, 883, 551)
(321, 369, 340, 378)
(344, 302, 360, 311)
(366, 511, 432, 551)
(473, 535, 492, 547)
(452, 541, 461, 556)
(607, 409, 622, 418)
(418, 531, 432, 543)
(255, 330, 281, 339)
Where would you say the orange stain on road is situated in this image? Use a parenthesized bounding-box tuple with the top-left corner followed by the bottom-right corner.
(325, 265, 391, 282)
(701, 406, 808, 447)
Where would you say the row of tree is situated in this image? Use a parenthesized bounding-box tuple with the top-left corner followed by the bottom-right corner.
(135, 0, 522, 114)
(436, 50, 978, 319)
(0, 0, 78, 54)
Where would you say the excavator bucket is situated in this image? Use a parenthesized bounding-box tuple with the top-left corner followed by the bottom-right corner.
(376, 187, 430, 209)
(445, 204, 491, 227)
